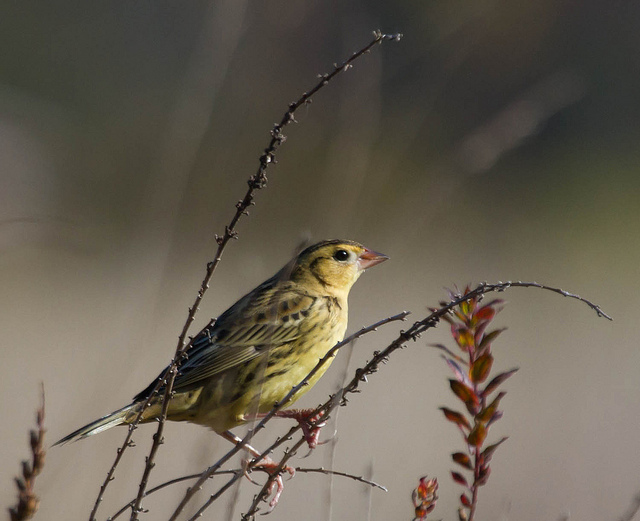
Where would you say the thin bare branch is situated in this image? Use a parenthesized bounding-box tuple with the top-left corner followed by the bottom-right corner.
(294, 467, 387, 492)
(108, 470, 239, 521)
(469, 281, 612, 321)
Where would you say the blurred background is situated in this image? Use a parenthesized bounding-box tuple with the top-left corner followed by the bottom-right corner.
(1, 1, 639, 520)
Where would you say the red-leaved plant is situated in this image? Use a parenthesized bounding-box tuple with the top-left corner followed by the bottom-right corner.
(433, 287, 517, 521)
(412, 476, 439, 520)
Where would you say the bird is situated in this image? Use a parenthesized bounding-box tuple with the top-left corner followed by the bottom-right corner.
(55, 240, 388, 449)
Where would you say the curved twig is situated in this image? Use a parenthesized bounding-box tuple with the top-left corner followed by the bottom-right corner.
(294, 467, 387, 492)
(472, 281, 612, 320)
(108, 470, 239, 521)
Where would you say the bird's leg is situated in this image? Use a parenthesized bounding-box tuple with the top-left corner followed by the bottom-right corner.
(243, 409, 328, 450)
(220, 430, 265, 460)
(220, 430, 295, 509)
(271, 408, 328, 450)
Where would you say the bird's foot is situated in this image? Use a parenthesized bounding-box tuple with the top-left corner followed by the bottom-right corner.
(247, 456, 296, 511)
(274, 408, 327, 450)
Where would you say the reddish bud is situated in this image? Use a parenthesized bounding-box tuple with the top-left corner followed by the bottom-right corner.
(452, 452, 472, 470)
(451, 471, 469, 488)
(412, 476, 438, 520)
(474, 305, 496, 321)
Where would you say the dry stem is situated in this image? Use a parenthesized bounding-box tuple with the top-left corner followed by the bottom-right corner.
(8, 385, 46, 521)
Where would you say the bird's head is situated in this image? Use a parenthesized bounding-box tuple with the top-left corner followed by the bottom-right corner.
(289, 240, 388, 299)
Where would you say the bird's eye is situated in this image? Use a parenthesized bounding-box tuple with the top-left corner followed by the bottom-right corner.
(333, 249, 350, 262)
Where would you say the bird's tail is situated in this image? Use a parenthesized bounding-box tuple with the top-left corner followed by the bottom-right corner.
(54, 403, 139, 446)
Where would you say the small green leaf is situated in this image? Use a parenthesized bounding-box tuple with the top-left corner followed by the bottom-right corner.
(459, 299, 473, 317)
(451, 325, 474, 351)
(470, 353, 493, 383)
(459, 330, 474, 350)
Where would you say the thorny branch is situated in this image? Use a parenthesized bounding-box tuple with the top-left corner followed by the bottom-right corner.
(108, 471, 239, 521)
(81, 29, 403, 521)
(294, 467, 387, 492)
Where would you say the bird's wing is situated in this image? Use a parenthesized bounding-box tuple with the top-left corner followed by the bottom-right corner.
(153, 280, 318, 394)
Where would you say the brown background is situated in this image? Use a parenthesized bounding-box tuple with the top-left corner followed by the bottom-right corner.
(1, 1, 639, 520)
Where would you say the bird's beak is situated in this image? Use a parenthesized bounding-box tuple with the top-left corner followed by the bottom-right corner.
(357, 248, 389, 270)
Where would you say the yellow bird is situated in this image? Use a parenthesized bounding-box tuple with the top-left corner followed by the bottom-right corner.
(55, 240, 388, 448)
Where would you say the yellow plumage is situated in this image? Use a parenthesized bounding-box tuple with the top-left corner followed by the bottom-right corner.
(55, 239, 387, 445)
